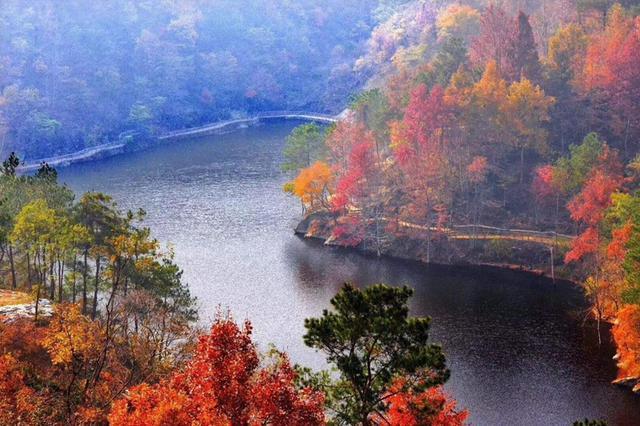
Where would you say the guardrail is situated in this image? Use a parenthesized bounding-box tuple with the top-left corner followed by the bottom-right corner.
(451, 224, 574, 240)
(18, 142, 127, 172)
(158, 111, 337, 140)
(382, 218, 574, 246)
(17, 111, 337, 171)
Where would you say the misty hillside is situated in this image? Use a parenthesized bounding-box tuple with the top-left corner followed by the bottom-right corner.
(0, 0, 401, 159)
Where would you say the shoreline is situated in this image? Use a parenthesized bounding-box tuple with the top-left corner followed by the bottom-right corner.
(294, 213, 640, 393)
(16, 112, 337, 173)
(294, 212, 575, 285)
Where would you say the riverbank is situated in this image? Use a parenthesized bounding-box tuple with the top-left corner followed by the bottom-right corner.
(17, 112, 337, 173)
(295, 212, 574, 282)
(296, 213, 640, 393)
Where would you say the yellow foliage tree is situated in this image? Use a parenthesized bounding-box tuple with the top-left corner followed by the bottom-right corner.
(436, 4, 481, 44)
(43, 303, 103, 366)
(466, 61, 509, 157)
(545, 24, 587, 83)
(502, 78, 555, 182)
(285, 161, 334, 214)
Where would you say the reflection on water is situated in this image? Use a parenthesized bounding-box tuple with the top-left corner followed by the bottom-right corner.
(59, 120, 640, 425)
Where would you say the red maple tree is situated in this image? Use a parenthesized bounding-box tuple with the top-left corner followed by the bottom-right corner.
(109, 317, 325, 426)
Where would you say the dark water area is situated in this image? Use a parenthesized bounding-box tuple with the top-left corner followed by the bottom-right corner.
(58, 120, 640, 425)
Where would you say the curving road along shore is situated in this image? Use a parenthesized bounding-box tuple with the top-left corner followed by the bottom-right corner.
(17, 112, 338, 173)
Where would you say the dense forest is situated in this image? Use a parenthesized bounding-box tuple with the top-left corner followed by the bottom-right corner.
(284, 0, 640, 397)
(0, 0, 410, 159)
(1, 0, 640, 424)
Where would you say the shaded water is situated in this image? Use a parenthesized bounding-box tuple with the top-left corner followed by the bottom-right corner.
(59, 121, 640, 425)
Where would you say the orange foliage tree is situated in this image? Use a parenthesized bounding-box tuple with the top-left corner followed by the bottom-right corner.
(285, 161, 334, 214)
(612, 305, 640, 392)
(382, 378, 468, 426)
(0, 354, 46, 425)
(109, 316, 325, 426)
(579, 6, 640, 153)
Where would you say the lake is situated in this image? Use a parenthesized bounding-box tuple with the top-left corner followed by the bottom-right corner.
(58, 120, 640, 425)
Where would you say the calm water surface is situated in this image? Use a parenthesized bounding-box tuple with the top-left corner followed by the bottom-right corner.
(59, 121, 640, 425)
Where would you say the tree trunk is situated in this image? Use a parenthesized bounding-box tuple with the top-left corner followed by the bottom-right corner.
(40, 248, 46, 292)
(92, 256, 101, 320)
(34, 283, 41, 323)
(426, 207, 432, 264)
(72, 253, 77, 303)
(550, 246, 555, 284)
(34, 248, 42, 323)
(624, 119, 630, 161)
(8, 245, 17, 289)
(520, 146, 525, 184)
(360, 412, 371, 426)
(374, 208, 381, 257)
(26, 250, 32, 289)
(49, 258, 55, 300)
(82, 249, 88, 314)
(58, 259, 64, 303)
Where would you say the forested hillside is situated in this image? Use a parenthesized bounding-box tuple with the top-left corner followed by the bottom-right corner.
(285, 0, 640, 393)
(0, 0, 418, 159)
(2, 0, 640, 424)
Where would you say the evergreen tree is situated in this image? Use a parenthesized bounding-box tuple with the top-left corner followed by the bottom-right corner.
(1, 152, 20, 177)
(505, 12, 542, 83)
(303, 284, 449, 425)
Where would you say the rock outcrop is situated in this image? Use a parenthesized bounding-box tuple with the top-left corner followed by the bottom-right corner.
(0, 299, 53, 322)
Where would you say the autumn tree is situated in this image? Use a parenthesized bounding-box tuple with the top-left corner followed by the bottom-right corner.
(578, 5, 640, 157)
(109, 315, 325, 425)
(546, 24, 588, 84)
(612, 304, 640, 392)
(470, 4, 513, 74)
(436, 4, 481, 45)
(0, 354, 46, 424)
(42, 304, 111, 421)
(328, 117, 389, 254)
(382, 378, 468, 426)
(303, 284, 449, 425)
(285, 161, 334, 214)
(502, 78, 555, 183)
(544, 23, 588, 149)
(462, 61, 509, 165)
(389, 84, 453, 260)
(563, 144, 624, 343)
